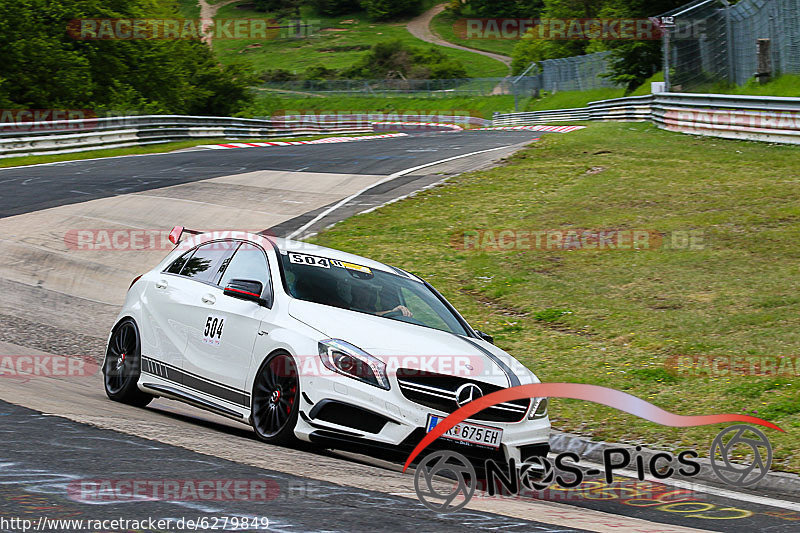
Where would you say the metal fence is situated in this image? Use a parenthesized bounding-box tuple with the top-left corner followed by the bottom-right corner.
(257, 78, 515, 97)
(257, 54, 618, 99)
(535, 52, 617, 92)
(664, 0, 800, 90)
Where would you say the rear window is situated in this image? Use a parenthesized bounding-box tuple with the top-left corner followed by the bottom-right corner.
(165, 241, 237, 284)
(166, 250, 192, 274)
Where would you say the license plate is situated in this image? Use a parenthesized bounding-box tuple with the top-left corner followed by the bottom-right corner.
(426, 414, 503, 449)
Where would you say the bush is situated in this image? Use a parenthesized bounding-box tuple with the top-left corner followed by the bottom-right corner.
(308, 0, 361, 16)
(341, 40, 467, 79)
(304, 65, 339, 80)
(359, 0, 422, 21)
(253, 0, 301, 16)
(261, 69, 299, 82)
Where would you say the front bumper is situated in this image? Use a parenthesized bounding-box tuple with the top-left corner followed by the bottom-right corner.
(294, 374, 551, 464)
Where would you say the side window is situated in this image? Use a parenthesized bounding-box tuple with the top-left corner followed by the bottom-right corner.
(219, 242, 270, 290)
(399, 287, 449, 331)
(181, 241, 237, 283)
(166, 250, 193, 274)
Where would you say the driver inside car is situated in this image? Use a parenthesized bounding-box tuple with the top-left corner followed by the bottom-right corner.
(350, 283, 413, 318)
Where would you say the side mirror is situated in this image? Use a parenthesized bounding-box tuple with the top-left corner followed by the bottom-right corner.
(475, 330, 494, 344)
(224, 279, 266, 306)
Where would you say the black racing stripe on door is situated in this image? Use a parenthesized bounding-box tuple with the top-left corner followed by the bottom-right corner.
(180, 372, 250, 407)
(141, 356, 251, 407)
(141, 357, 180, 382)
(457, 336, 520, 387)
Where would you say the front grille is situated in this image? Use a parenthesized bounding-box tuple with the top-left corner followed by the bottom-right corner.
(396, 369, 530, 423)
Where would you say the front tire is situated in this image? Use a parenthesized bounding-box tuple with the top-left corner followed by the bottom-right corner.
(103, 318, 153, 407)
(251, 352, 300, 445)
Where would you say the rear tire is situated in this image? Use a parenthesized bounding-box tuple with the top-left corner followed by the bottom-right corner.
(251, 352, 300, 445)
(103, 318, 153, 407)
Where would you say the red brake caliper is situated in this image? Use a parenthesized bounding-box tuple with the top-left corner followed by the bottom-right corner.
(287, 386, 297, 413)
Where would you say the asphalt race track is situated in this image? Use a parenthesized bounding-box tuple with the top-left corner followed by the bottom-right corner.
(0, 130, 798, 532)
(0, 131, 537, 218)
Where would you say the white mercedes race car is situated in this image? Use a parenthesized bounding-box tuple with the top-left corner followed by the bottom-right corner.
(103, 228, 550, 464)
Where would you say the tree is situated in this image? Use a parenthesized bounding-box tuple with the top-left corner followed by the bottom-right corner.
(600, 0, 688, 92)
(0, 0, 256, 115)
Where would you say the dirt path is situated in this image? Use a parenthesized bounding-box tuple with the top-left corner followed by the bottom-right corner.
(406, 4, 512, 70)
(199, 0, 243, 46)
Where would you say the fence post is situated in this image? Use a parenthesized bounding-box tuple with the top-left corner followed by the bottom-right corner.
(722, 0, 735, 85)
(662, 18, 673, 91)
(756, 38, 772, 84)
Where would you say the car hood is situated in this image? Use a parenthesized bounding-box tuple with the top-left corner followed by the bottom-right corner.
(288, 299, 534, 388)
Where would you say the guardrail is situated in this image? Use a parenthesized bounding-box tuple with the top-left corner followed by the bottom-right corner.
(0, 114, 487, 159)
(0, 115, 369, 159)
(492, 93, 800, 144)
(492, 107, 590, 125)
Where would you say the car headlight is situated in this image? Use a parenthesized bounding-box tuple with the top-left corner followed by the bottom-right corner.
(528, 397, 548, 419)
(318, 339, 390, 390)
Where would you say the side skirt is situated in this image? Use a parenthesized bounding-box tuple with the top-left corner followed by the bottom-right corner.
(141, 381, 248, 422)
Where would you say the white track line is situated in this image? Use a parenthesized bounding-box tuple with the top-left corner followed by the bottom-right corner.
(285, 145, 513, 240)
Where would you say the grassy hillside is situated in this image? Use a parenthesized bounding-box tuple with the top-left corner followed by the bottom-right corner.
(311, 122, 800, 472)
(210, 4, 508, 78)
(430, 8, 517, 57)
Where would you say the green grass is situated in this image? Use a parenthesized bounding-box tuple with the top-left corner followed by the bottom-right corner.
(210, 4, 507, 78)
(430, 9, 516, 57)
(524, 87, 627, 111)
(688, 74, 800, 97)
(0, 133, 386, 168)
(520, 72, 799, 111)
(247, 94, 517, 119)
(629, 71, 665, 96)
(310, 122, 800, 473)
(632, 72, 800, 97)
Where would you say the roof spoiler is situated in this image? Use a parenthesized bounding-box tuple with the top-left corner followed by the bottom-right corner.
(168, 225, 203, 245)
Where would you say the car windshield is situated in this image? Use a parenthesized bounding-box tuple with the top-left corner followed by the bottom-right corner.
(278, 251, 468, 336)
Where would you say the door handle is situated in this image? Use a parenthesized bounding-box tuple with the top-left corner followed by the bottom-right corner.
(155, 279, 168, 289)
(201, 294, 216, 305)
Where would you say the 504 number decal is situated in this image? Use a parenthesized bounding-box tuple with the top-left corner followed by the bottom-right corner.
(203, 315, 224, 346)
(288, 252, 340, 268)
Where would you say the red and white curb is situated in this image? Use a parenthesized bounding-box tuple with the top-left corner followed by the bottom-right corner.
(476, 125, 586, 133)
(198, 132, 408, 149)
(372, 121, 463, 131)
